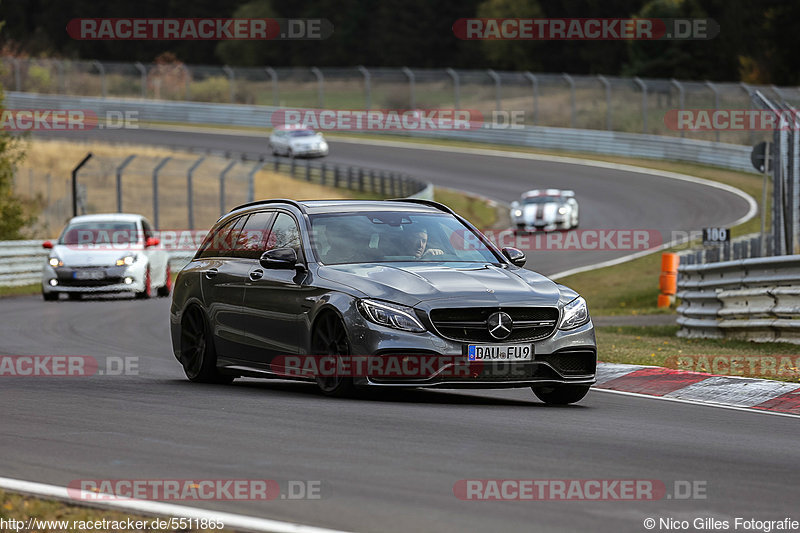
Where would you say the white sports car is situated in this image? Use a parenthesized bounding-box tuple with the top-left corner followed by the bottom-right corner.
(269, 125, 329, 158)
(510, 189, 580, 233)
(41, 213, 171, 301)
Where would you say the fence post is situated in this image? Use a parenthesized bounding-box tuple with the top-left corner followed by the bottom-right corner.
(740, 82, 755, 144)
(445, 68, 460, 109)
(671, 79, 685, 138)
(134, 62, 147, 98)
(358, 66, 371, 110)
(92, 60, 107, 98)
(334, 166, 340, 188)
(487, 69, 501, 113)
(402, 67, 416, 109)
(186, 156, 206, 229)
(115, 155, 136, 213)
(305, 159, 312, 181)
(223, 65, 236, 103)
(247, 162, 263, 203)
(524, 72, 538, 126)
(705, 80, 720, 142)
(634, 77, 647, 133)
(219, 160, 236, 216)
(265, 67, 278, 106)
(310, 67, 324, 108)
(597, 75, 611, 131)
(72, 153, 93, 217)
(562, 73, 575, 128)
(152, 157, 171, 229)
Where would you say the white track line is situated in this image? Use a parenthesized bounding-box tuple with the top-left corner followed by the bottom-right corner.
(0, 477, 355, 533)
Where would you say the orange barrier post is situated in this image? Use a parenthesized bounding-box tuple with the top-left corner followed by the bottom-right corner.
(658, 252, 679, 307)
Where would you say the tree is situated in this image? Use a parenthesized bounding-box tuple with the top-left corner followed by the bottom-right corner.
(0, 73, 31, 239)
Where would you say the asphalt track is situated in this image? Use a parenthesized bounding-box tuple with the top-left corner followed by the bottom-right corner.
(34, 127, 752, 276)
(3, 130, 794, 532)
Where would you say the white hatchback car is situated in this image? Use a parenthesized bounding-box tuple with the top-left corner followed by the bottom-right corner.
(41, 213, 171, 301)
(269, 126, 329, 158)
(510, 189, 580, 233)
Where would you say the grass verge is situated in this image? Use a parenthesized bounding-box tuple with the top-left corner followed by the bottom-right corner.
(597, 325, 800, 382)
(0, 284, 39, 298)
(0, 489, 230, 532)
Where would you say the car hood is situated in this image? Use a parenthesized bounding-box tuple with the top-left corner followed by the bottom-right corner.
(317, 262, 563, 308)
(522, 202, 561, 221)
(290, 135, 324, 147)
(50, 245, 140, 267)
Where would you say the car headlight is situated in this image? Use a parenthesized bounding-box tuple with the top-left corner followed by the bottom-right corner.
(512, 209, 523, 218)
(558, 206, 568, 215)
(560, 296, 589, 330)
(115, 255, 136, 266)
(48, 257, 63, 267)
(357, 299, 426, 333)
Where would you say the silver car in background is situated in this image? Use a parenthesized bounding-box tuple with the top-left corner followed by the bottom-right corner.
(41, 213, 171, 301)
(269, 126, 329, 158)
(511, 189, 580, 233)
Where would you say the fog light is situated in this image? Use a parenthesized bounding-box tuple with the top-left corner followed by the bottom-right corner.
(124, 277, 133, 284)
(49, 279, 58, 286)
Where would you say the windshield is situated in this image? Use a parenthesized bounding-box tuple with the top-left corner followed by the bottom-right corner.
(288, 129, 317, 137)
(59, 221, 139, 245)
(523, 196, 563, 204)
(309, 212, 500, 265)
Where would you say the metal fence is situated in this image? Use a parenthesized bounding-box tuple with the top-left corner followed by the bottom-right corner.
(4, 57, 799, 145)
(14, 149, 429, 238)
(677, 90, 800, 265)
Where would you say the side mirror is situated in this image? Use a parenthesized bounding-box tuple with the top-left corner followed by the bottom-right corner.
(260, 247, 300, 269)
(42, 240, 53, 249)
(510, 201, 520, 209)
(145, 237, 160, 247)
(502, 247, 526, 267)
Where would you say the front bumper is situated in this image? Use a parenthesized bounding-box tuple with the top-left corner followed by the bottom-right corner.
(292, 146, 329, 157)
(514, 218, 571, 232)
(42, 263, 147, 294)
(342, 303, 596, 389)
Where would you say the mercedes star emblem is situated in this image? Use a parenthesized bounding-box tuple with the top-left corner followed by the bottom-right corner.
(487, 311, 513, 340)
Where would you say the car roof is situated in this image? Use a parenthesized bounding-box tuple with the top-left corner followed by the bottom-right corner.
(227, 199, 446, 218)
(67, 213, 144, 223)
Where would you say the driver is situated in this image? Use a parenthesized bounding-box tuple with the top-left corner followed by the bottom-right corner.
(406, 227, 443, 259)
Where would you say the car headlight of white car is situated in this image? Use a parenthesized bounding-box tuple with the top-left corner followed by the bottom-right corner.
(512, 209, 523, 218)
(115, 255, 137, 267)
(48, 257, 63, 267)
(357, 299, 426, 333)
(558, 206, 569, 215)
(560, 296, 589, 330)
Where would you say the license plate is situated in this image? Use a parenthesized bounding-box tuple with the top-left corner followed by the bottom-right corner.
(74, 269, 105, 280)
(467, 344, 533, 362)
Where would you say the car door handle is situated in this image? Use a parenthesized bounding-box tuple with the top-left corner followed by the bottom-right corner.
(249, 269, 264, 281)
(204, 268, 218, 279)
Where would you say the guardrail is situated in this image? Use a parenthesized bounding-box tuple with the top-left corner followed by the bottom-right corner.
(0, 243, 203, 289)
(676, 255, 800, 344)
(6, 92, 760, 175)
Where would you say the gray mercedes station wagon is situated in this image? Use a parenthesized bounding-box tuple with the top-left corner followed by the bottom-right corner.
(170, 199, 596, 404)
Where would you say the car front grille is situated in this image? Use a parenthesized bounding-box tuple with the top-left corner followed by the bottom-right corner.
(536, 350, 596, 376)
(428, 307, 559, 342)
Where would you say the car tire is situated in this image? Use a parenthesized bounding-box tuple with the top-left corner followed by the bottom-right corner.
(287, 147, 294, 158)
(312, 312, 357, 397)
(135, 268, 152, 299)
(180, 305, 234, 384)
(157, 265, 172, 298)
(43, 291, 58, 301)
(532, 385, 590, 405)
